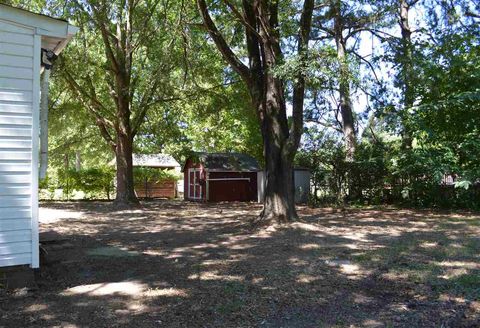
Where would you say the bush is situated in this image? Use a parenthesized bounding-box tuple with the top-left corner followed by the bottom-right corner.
(58, 166, 115, 200)
(133, 167, 182, 184)
(296, 132, 480, 209)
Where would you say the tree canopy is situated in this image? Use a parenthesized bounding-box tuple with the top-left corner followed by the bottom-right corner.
(8, 0, 479, 212)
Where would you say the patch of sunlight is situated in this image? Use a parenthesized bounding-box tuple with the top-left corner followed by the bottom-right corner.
(342, 232, 371, 243)
(296, 274, 321, 283)
(252, 277, 264, 284)
(144, 287, 189, 298)
(39, 208, 85, 224)
(228, 243, 255, 250)
(291, 222, 323, 232)
(126, 216, 149, 221)
(341, 263, 362, 275)
(288, 257, 310, 266)
(63, 281, 146, 297)
(126, 302, 147, 312)
(383, 268, 433, 284)
(325, 259, 363, 275)
(341, 243, 363, 250)
(87, 246, 140, 258)
(440, 268, 469, 280)
(436, 261, 480, 270)
(299, 243, 321, 250)
(362, 319, 384, 327)
(114, 209, 145, 215)
(24, 304, 48, 312)
(420, 241, 438, 249)
(410, 221, 428, 227)
(188, 271, 244, 282)
(56, 324, 78, 328)
(191, 243, 219, 250)
(389, 302, 408, 312)
(382, 271, 409, 280)
(254, 226, 278, 238)
(352, 292, 375, 305)
(143, 250, 167, 256)
(439, 294, 468, 303)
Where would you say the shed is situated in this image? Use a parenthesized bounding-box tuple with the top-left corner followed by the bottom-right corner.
(183, 152, 260, 202)
(132, 154, 181, 199)
(257, 168, 311, 204)
(0, 4, 77, 269)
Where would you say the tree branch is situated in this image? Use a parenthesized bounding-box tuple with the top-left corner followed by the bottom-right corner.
(63, 70, 116, 149)
(288, 0, 315, 153)
(197, 0, 252, 84)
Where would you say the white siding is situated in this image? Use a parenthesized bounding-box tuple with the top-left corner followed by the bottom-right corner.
(0, 19, 34, 268)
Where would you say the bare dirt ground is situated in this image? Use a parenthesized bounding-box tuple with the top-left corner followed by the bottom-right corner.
(1, 200, 479, 328)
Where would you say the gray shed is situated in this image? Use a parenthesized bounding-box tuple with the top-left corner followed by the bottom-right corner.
(257, 168, 311, 204)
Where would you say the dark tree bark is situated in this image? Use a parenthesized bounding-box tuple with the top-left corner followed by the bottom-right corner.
(399, 0, 416, 149)
(332, 0, 356, 162)
(197, 0, 315, 223)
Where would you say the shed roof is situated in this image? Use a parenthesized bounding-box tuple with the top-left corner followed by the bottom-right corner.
(192, 152, 261, 172)
(132, 154, 180, 168)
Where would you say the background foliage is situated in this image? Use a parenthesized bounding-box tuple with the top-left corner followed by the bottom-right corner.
(6, 0, 479, 207)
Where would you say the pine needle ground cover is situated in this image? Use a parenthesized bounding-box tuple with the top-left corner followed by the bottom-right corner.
(1, 201, 479, 327)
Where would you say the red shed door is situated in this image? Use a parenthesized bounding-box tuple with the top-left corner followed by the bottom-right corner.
(188, 168, 202, 199)
(208, 178, 251, 202)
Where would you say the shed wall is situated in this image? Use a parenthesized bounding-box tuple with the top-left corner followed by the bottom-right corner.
(257, 169, 311, 204)
(294, 170, 311, 204)
(207, 171, 257, 202)
(135, 180, 176, 199)
(0, 19, 36, 267)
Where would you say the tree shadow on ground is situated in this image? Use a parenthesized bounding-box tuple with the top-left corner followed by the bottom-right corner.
(1, 201, 479, 327)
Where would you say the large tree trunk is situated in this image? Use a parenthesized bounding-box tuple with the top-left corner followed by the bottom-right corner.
(339, 77, 356, 162)
(113, 88, 138, 205)
(255, 15, 298, 223)
(333, 1, 356, 162)
(399, 0, 414, 149)
(258, 89, 298, 222)
(114, 127, 137, 205)
(197, 0, 314, 224)
(262, 147, 297, 222)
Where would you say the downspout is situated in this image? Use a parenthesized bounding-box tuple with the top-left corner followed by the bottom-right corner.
(39, 68, 50, 181)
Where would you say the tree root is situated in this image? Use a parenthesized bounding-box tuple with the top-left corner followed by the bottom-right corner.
(249, 208, 299, 228)
(111, 198, 141, 210)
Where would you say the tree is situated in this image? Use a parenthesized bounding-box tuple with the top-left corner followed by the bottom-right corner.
(61, 0, 186, 206)
(397, 0, 418, 149)
(311, 0, 389, 161)
(196, 0, 315, 222)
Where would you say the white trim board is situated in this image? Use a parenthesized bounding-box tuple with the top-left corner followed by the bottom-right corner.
(207, 178, 251, 182)
(30, 34, 41, 269)
(187, 168, 202, 200)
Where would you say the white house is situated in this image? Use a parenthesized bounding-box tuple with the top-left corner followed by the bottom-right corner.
(0, 4, 77, 269)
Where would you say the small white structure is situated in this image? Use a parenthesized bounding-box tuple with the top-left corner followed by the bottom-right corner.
(257, 168, 311, 204)
(293, 168, 311, 203)
(132, 154, 183, 194)
(0, 4, 77, 268)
